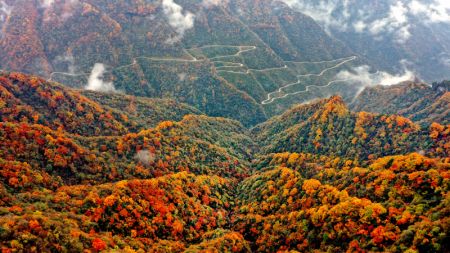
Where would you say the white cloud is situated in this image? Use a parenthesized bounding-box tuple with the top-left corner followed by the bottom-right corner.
(440, 55, 450, 67)
(85, 63, 116, 92)
(55, 53, 76, 74)
(443, 59, 450, 67)
(202, 0, 224, 7)
(134, 150, 156, 166)
(0, 1, 11, 22)
(178, 72, 187, 81)
(368, 2, 411, 43)
(281, 0, 345, 33)
(40, 0, 80, 22)
(282, 0, 450, 44)
(41, 0, 55, 8)
(162, 0, 194, 43)
(353, 20, 367, 33)
(0, 1, 11, 38)
(409, 0, 450, 23)
(0, 1, 11, 14)
(335, 65, 415, 91)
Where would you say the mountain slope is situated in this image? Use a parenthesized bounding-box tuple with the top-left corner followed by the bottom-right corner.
(229, 0, 354, 62)
(0, 72, 255, 185)
(253, 95, 448, 162)
(233, 153, 450, 252)
(351, 81, 450, 125)
(0, 0, 367, 125)
(0, 71, 205, 135)
(0, 171, 246, 252)
(82, 90, 202, 129)
(0, 72, 129, 136)
(0, 73, 448, 252)
(285, 0, 450, 82)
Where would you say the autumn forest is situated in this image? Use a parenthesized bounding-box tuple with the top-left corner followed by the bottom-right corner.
(0, 72, 448, 252)
(0, 0, 450, 252)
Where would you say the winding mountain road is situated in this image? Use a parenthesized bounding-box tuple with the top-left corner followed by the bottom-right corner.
(47, 49, 202, 82)
(262, 78, 356, 104)
(46, 44, 358, 107)
(261, 56, 358, 105)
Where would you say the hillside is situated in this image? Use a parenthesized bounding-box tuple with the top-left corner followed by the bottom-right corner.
(81, 90, 202, 129)
(0, 73, 255, 251)
(0, 0, 449, 251)
(285, 0, 450, 83)
(0, 73, 449, 252)
(0, 72, 255, 184)
(0, 0, 368, 125)
(234, 153, 450, 252)
(351, 81, 450, 125)
(2, 0, 449, 127)
(0, 71, 206, 135)
(253, 95, 449, 162)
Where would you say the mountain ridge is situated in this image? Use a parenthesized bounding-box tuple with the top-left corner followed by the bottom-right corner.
(351, 80, 450, 125)
(0, 0, 450, 249)
(0, 0, 369, 125)
(0, 71, 449, 252)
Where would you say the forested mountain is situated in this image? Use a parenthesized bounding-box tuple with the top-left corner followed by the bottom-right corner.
(0, 0, 449, 252)
(351, 81, 450, 126)
(0, 72, 449, 252)
(0, 72, 201, 135)
(1, 0, 449, 126)
(234, 153, 450, 252)
(253, 95, 448, 162)
(0, 0, 367, 125)
(284, 0, 450, 83)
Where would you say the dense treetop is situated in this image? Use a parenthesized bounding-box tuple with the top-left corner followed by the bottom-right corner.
(0, 72, 448, 252)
